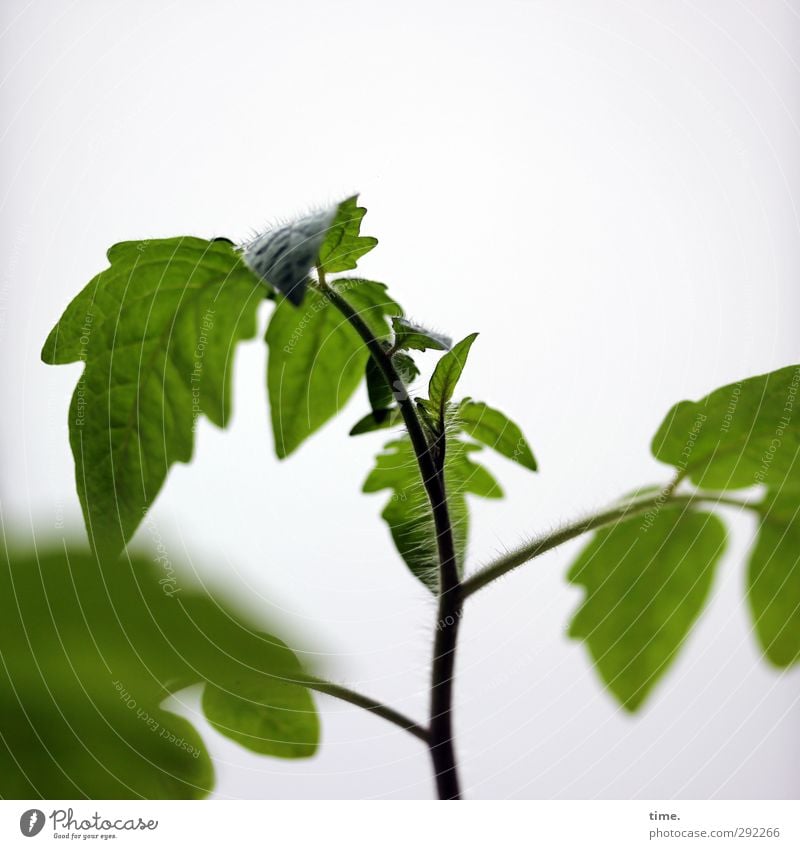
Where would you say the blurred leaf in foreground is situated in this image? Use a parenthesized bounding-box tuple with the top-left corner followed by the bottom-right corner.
(0, 538, 318, 799)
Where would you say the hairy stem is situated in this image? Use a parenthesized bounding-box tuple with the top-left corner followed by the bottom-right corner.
(317, 274, 463, 800)
(301, 676, 429, 743)
(462, 489, 760, 599)
(427, 439, 463, 800)
(315, 275, 438, 492)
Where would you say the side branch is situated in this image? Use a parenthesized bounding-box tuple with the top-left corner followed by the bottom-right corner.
(302, 676, 429, 743)
(461, 490, 760, 599)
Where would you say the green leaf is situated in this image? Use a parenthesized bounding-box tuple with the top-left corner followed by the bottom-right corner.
(349, 408, 402, 436)
(0, 540, 319, 799)
(428, 333, 478, 425)
(365, 353, 417, 412)
(266, 278, 400, 458)
(363, 435, 501, 591)
(458, 399, 537, 471)
(203, 677, 318, 758)
(240, 195, 377, 306)
(366, 357, 394, 411)
(41, 237, 263, 556)
(651, 365, 800, 490)
(567, 506, 727, 711)
(747, 491, 800, 666)
(391, 316, 451, 352)
(317, 196, 378, 273)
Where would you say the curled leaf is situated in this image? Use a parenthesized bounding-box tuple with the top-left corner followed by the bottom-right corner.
(391, 316, 451, 352)
(241, 196, 377, 305)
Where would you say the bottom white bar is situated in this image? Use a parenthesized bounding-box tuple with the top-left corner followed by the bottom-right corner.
(2, 800, 797, 848)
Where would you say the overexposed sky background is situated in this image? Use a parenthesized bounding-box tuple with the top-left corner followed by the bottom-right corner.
(1, 0, 799, 798)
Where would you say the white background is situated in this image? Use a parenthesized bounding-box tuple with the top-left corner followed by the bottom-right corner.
(1, 0, 798, 799)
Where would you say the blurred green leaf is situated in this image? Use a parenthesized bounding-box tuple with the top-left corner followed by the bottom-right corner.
(41, 238, 263, 556)
(428, 333, 478, 427)
(458, 399, 537, 471)
(651, 365, 800, 490)
(266, 279, 400, 458)
(203, 677, 318, 759)
(241, 195, 377, 305)
(391, 317, 451, 352)
(363, 435, 501, 591)
(0, 541, 318, 799)
(747, 491, 800, 667)
(567, 506, 727, 711)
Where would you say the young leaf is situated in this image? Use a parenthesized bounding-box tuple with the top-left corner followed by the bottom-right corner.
(41, 237, 263, 556)
(651, 365, 800, 490)
(349, 408, 403, 436)
(391, 316, 451, 352)
(366, 357, 394, 411)
(747, 491, 800, 666)
(457, 399, 537, 471)
(266, 278, 400, 458)
(241, 207, 334, 305)
(203, 676, 318, 759)
(567, 506, 727, 711)
(365, 353, 418, 413)
(0, 541, 319, 799)
(317, 196, 378, 273)
(241, 195, 377, 305)
(363, 435, 501, 592)
(428, 333, 479, 425)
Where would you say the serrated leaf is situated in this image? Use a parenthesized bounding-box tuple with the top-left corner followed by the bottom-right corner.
(240, 196, 377, 306)
(458, 399, 537, 471)
(266, 278, 400, 458)
(428, 333, 478, 426)
(652, 365, 800, 490)
(747, 491, 800, 666)
(391, 316, 451, 352)
(567, 506, 727, 711)
(0, 540, 318, 799)
(363, 435, 501, 591)
(41, 238, 263, 556)
(317, 196, 378, 273)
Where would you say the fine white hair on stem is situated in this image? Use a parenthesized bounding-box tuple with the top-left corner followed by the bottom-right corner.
(239, 203, 340, 305)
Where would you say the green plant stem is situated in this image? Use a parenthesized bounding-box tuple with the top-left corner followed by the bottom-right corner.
(301, 676, 429, 743)
(461, 490, 761, 599)
(317, 273, 463, 800)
